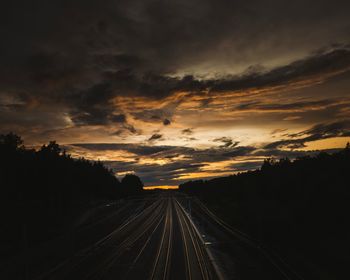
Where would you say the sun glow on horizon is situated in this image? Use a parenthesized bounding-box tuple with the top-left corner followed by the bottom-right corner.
(143, 185, 179, 190)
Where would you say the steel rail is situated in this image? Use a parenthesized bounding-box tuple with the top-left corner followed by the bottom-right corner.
(42, 199, 163, 280)
(89, 200, 167, 279)
(175, 200, 209, 280)
(121, 206, 166, 280)
(176, 198, 227, 280)
(174, 200, 192, 280)
(149, 198, 172, 280)
(162, 198, 173, 280)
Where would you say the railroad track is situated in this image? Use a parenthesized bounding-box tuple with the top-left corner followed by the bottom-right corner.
(174, 199, 212, 280)
(45, 198, 164, 280)
(31, 194, 223, 280)
(149, 198, 173, 280)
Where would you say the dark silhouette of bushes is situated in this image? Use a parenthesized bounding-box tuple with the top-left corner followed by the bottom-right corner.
(179, 145, 350, 279)
(0, 133, 143, 258)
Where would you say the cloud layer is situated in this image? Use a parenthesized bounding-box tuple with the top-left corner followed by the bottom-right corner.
(1, 0, 350, 186)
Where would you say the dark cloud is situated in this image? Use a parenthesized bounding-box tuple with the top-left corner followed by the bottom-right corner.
(270, 128, 288, 135)
(109, 114, 127, 123)
(71, 142, 256, 163)
(68, 83, 115, 126)
(2, 40, 350, 131)
(82, 47, 350, 104)
(68, 141, 338, 185)
(223, 146, 256, 157)
(163, 118, 171, 125)
(1, 0, 350, 122)
(209, 47, 350, 92)
(71, 143, 176, 156)
(71, 143, 210, 157)
(148, 133, 163, 141)
(234, 99, 343, 112)
(66, 143, 220, 184)
(132, 107, 177, 124)
(265, 120, 350, 149)
(94, 54, 145, 71)
(124, 124, 138, 134)
(182, 128, 194, 135)
(213, 137, 239, 148)
(111, 123, 139, 137)
(200, 98, 214, 108)
(71, 136, 347, 170)
(184, 137, 198, 142)
(106, 160, 207, 186)
(228, 160, 262, 172)
(291, 120, 350, 138)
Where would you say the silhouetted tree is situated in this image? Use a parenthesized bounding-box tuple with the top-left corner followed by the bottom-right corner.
(121, 174, 144, 194)
(0, 132, 23, 151)
(0, 132, 144, 257)
(40, 141, 61, 155)
(260, 157, 275, 171)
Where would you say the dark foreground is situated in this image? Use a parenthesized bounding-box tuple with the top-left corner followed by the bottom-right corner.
(1, 192, 303, 280)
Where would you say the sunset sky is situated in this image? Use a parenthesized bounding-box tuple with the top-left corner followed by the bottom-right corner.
(1, 0, 350, 187)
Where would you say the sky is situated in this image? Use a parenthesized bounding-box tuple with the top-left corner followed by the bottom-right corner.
(1, 0, 350, 187)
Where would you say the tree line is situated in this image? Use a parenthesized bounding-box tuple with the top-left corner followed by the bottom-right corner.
(179, 144, 350, 279)
(0, 133, 143, 258)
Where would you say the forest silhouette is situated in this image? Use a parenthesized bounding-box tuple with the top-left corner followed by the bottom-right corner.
(179, 144, 350, 279)
(0, 133, 143, 259)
